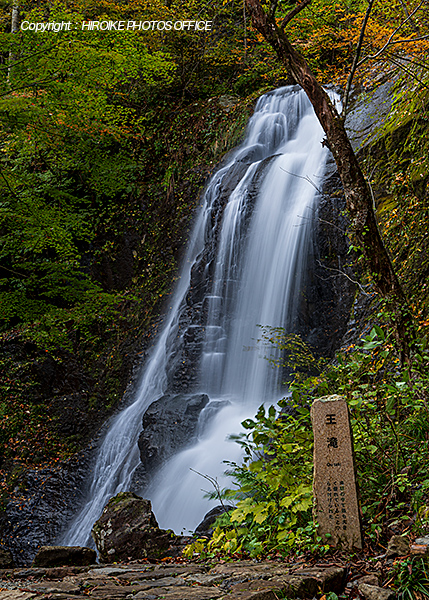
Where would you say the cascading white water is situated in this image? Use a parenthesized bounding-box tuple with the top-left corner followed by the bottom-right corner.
(62, 86, 332, 545)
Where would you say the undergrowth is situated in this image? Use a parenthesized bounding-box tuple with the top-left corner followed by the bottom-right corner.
(184, 325, 429, 560)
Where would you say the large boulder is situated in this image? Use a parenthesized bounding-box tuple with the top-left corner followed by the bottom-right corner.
(32, 545, 96, 567)
(91, 492, 176, 562)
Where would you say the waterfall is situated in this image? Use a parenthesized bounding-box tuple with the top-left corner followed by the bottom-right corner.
(62, 86, 332, 545)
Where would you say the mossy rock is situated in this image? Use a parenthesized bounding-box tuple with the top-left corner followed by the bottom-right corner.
(91, 492, 176, 563)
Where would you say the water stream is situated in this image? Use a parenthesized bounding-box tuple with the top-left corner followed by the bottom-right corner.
(62, 85, 332, 544)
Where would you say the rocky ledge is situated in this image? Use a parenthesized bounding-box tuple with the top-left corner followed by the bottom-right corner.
(0, 558, 395, 600)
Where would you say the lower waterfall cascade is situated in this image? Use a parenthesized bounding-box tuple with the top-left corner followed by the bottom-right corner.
(62, 85, 337, 544)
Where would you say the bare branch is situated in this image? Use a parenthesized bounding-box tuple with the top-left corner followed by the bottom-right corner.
(359, 33, 429, 67)
(279, 167, 324, 194)
(0, 170, 20, 201)
(357, 0, 427, 68)
(190, 468, 228, 511)
(342, 0, 376, 116)
(389, 52, 429, 72)
(0, 45, 60, 72)
(317, 217, 349, 236)
(315, 260, 371, 296)
(0, 78, 55, 97)
(398, 0, 420, 35)
(386, 54, 429, 90)
(280, 0, 312, 30)
(269, 0, 279, 19)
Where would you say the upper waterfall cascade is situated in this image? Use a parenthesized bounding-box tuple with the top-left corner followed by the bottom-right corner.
(62, 86, 334, 544)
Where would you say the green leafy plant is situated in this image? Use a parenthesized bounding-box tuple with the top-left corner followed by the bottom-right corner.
(185, 402, 329, 558)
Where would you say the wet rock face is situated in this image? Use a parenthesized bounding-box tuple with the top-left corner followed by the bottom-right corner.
(0, 451, 91, 567)
(137, 394, 209, 487)
(295, 165, 357, 358)
(165, 164, 355, 401)
(0, 325, 159, 566)
(91, 492, 176, 563)
(135, 162, 356, 490)
(345, 77, 397, 152)
(164, 156, 275, 396)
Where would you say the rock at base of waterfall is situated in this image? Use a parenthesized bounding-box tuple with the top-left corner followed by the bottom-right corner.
(194, 505, 234, 536)
(32, 545, 96, 567)
(91, 492, 176, 562)
(137, 393, 210, 485)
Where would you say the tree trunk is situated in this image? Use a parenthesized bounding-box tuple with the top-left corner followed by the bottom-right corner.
(245, 0, 413, 359)
(8, 3, 20, 82)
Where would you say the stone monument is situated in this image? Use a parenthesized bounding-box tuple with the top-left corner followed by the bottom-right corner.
(311, 395, 362, 549)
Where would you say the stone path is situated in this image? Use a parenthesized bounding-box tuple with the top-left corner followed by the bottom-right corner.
(0, 558, 395, 600)
(0, 559, 349, 600)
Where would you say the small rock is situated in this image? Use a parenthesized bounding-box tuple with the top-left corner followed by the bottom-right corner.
(410, 544, 429, 555)
(292, 567, 345, 594)
(287, 574, 319, 598)
(228, 579, 286, 600)
(0, 548, 15, 568)
(194, 505, 234, 537)
(185, 573, 225, 585)
(24, 581, 81, 594)
(14, 568, 47, 577)
(0, 593, 36, 600)
(415, 535, 429, 546)
(132, 576, 186, 589)
(44, 566, 77, 578)
(87, 566, 128, 577)
(32, 545, 96, 567)
(355, 574, 379, 586)
(358, 583, 396, 600)
(134, 587, 223, 599)
(386, 534, 409, 557)
(88, 583, 136, 598)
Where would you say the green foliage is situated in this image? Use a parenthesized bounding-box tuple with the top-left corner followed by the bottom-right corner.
(393, 557, 429, 600)
(185, 402, 328, 559)
(257, 325, 327, 375)
(0, 0, 428, 549)
(0, 0, 263, 481)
